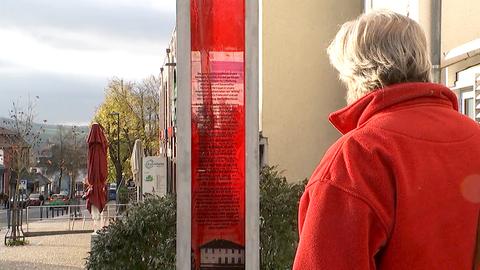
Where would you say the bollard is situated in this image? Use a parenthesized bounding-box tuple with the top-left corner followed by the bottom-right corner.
(26, 208, 29, 232)
(6, 208, 10, 229)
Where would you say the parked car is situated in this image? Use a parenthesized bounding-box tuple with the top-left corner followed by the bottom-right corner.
(28, 193, 42, 206)
(47, 194, 69, 207)
(108, 188, 116, 201)
(109, 183, 117, 190)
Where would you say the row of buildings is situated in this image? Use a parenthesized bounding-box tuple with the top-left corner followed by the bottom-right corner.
(157, 0, 480, 185)
(0, 127, 82, 199)
(0, 127, 30, 197)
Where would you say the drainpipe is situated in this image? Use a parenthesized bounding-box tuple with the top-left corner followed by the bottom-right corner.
(431, 0, 442, 83)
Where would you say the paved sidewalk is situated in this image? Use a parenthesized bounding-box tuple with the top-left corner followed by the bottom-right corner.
(0, 209, 7, 230)
(0, 220, 92, 269)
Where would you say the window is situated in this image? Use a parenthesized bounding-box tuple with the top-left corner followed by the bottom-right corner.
(218, 257, 221, 264)
(238, 257, 242, 264)
(225, 257, 228, 264)
(365, 0, 419, 21)
(465, 98, 475, 120)
(231, 257, 235, 264)
(259, 135, 268, 168)
(461, 90, 475, 120)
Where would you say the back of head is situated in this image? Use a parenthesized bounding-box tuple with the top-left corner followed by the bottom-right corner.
(327, 10, 432, 104)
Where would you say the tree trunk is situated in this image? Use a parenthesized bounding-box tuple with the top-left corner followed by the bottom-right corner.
(116, 163, 122, 187)
(11, 191, 17, 239)
(10, 172, 19, 240)
(58, 168, 63, 194)
(70, 171, 75, 199)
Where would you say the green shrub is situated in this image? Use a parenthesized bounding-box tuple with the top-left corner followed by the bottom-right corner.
(85, 195, 176, 270)
(117, 186, 129, 204)
(86, 166, 306, 269)
(260, 166, 306, 270)
(6, 239, 29, 246)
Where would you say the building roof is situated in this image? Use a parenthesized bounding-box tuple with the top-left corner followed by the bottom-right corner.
(200, 239, 244, 250)
(0, 127, 16, 135)
(33, 173, 51, 186)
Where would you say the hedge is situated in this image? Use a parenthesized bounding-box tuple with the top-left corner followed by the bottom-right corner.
(86, 166, 306, 269)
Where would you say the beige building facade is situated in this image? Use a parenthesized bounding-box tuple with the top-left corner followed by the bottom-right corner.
(366, 1, 480, 121)
(262, 0, 480, 182)
(261, 0, 363, 182)
(440, 1, 480, 122)
(161, 1, 480, 184)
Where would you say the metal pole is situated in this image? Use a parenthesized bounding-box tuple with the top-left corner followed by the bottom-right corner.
(363, 0, 373, 12)
(109, 112, 121, 206)
(116, 113, 120, 210)
(117, 113, 120, 187)
(431, 0, 442, 83)
(7, 208, 10, 229)
(176, 0, 192, 268)
(246, 0, 260, 268)
(67, 205, 71, 230)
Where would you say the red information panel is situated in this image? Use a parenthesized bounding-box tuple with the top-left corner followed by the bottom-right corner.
(191, 0, 245, 269)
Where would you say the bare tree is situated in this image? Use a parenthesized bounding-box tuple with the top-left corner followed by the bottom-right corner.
(52, 125, 66, 194)
(2, 96, 44, 244)
(46, 125, 87, 197)
(68, 126, 87, 199)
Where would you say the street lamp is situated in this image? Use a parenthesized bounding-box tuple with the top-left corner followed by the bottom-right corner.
(109, 112, 121, 189)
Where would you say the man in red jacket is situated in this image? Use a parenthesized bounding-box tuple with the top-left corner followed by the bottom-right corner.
(293, 10, 480, 269)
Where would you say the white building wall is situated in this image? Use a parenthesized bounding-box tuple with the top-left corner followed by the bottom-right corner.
(200, 248, 244, 264)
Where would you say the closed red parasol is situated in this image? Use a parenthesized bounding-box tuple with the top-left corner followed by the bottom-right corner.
(86, 123, 108, 213)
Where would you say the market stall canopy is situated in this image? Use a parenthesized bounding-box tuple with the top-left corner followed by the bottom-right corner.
(130, 139, 144, 186)
(85, 123, 108, 213)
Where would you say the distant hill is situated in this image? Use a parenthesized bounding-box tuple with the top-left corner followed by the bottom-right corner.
(0, 116, 89, 154)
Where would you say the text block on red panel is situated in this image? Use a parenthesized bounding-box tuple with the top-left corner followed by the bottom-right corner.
(191, 0, 246, 269)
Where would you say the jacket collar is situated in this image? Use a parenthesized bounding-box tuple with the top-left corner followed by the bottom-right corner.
(329, 82, 459, 134)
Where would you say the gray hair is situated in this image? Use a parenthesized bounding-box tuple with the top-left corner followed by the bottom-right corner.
(327, 10, 432, 104)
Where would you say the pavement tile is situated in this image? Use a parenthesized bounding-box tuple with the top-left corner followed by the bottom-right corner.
(0, 221, 92, 270)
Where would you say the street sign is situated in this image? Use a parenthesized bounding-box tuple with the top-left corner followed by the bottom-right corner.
(142, 156, 167, 197)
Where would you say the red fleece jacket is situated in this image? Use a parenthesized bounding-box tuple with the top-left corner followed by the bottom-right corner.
(293, 82, 480, 270)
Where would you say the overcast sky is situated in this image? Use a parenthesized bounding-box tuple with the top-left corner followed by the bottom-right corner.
(0, 0, 175, 125)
